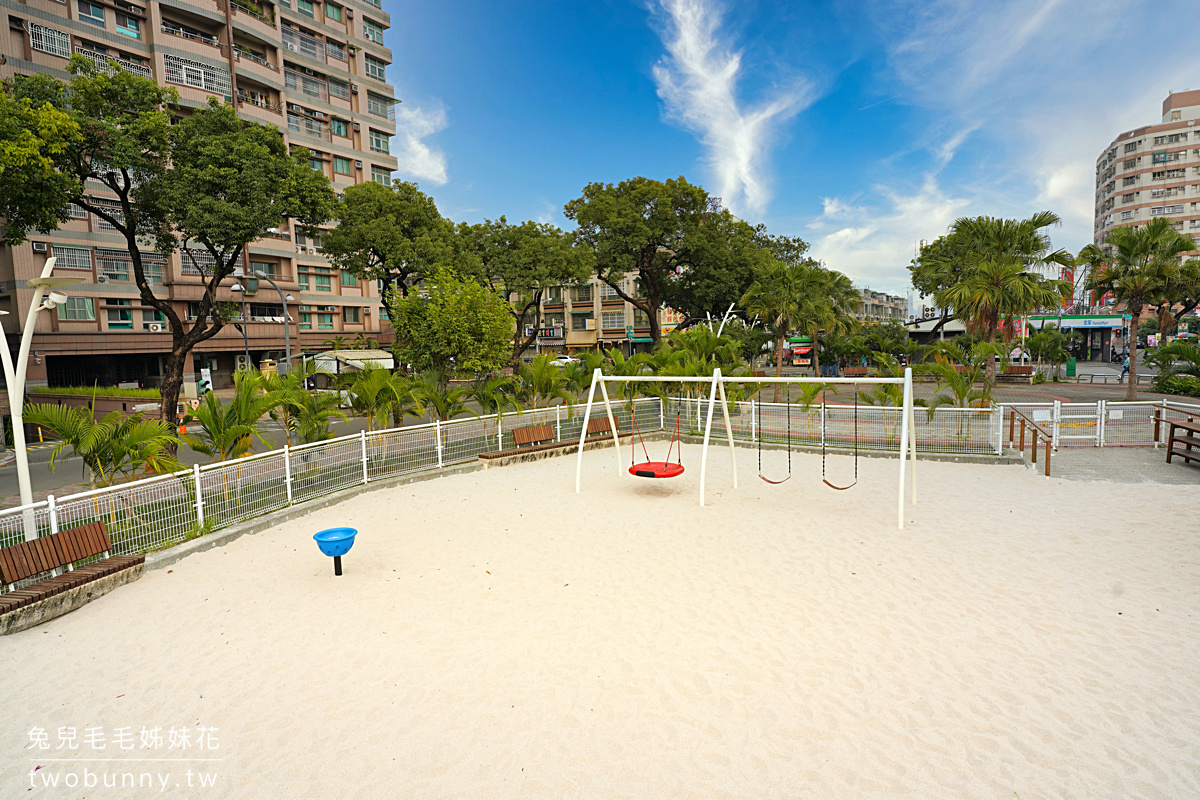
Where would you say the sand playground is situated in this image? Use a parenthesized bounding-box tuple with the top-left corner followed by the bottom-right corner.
(2, 443, 1199, 798)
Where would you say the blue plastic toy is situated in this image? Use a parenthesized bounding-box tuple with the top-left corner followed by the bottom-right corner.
(313, 527, 357, 576)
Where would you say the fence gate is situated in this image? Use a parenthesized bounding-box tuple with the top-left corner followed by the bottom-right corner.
(1053, 401, 1101, 448)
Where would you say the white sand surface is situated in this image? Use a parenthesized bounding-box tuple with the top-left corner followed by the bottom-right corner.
(3, 443, 1200, 798)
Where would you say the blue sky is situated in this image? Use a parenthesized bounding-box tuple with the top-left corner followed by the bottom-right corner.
(383, 0, 1200, 295)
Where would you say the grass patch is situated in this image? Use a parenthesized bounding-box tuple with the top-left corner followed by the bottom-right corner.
(30, 386, 162, 399)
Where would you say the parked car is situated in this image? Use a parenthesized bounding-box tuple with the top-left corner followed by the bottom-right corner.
(550, 356, 580, 366)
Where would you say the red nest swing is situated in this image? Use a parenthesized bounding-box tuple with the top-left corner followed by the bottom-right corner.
(628, 407, 685, 478)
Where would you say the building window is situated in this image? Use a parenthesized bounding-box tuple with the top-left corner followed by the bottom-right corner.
(1121, 193, 1135, 203)
(59, 297, 96, 321)
(325, 3, 342, 21)
(599, 282, 621, 298)
(299, 312, 312, 330)
(364, 55, 386, 81)
(309, 157, 324, 172)
(1124, 142, 1138, 153)
(29, 23, 71, 58)
(77, 1, 105, 27)
(314, 270, 331, 291)
(571, 313, 593, 331)
(1122, 159, 1137, 169)
(163, 54, 231, 97)
(571, 284, 592, 303)
(106, 299, 133, 329)
(366, 93, 392, 118)
(115, 13, 140, 39)
(51, 245, 93, 269)
(1122, 176, 1137, 186)
(333, 156, 353, 175)
(317, 313, 334, 330)
(1120, 210, 1134, 220)
(296, 0, 315, 17)
(341, 269, 357, 287)
(331, 118, 349, 137)
(342, 306, 360, 323)
(633, 309, 650, 328)
(298, 272, 309, 290)
(370, 165, 390, 185)
(368, 129, 389, 154)
(363, 20, 384, 43)
(601, 310, 625, 330)
(328, 78, 350, 100)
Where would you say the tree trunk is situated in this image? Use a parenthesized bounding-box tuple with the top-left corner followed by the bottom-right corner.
(985, 310, 998, 384)
(1126, 306, 1140, 401)
(773, 331, 785, 403)
(510, 295, 541, 366)
(928, 309, 953, 340)
(811, 330, 821, 378)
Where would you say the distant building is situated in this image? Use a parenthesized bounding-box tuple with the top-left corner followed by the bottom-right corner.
(1093, 89, 1200, 261)
(856, 287, 908, 321)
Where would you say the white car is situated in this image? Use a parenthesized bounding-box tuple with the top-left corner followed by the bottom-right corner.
(550, 356, 580, 367)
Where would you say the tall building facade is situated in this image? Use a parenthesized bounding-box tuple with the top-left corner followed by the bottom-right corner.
(0, 0, 399, 389)
(1093, 90, 1200, 266)
(855, 287, 907, 322)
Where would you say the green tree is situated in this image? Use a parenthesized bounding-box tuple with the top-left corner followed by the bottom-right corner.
(565, 176, 747, 343)
(293, 390, 349, 444)
(321, 180, 458, 304)
(3, 63, 336, 428)
(458, 217, 592, 364)
(181, 372, 281, 462)
(1147, 340, 1200, 381)
(1024, 324, 1071, 374)
(23, 404, 181, 488)
(260, 360, 331, 447)
(518, 355, 577, 408)
(349, 367, 410, 431)
(909, 235, 973, 339)
(1151, 258, 1200, 337)
(389, 267, 515, 376)
(1082, 217, 1196, 399)
(409, 371, 476, 422)
(0, 88, 81, 237)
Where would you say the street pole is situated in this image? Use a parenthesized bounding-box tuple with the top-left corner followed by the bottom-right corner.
(232, 283, 250, 369)
(254, 270, 291, 372)
(0, 258, 78, 540)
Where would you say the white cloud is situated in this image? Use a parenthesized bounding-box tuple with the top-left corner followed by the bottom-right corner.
(392, 102, 449, 186)
(650, 0, 814, 216)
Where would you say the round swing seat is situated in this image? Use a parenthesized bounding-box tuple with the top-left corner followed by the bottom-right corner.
(629, 461, 685, 479)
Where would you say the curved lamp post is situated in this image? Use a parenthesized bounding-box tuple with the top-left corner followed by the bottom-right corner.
(0, 257, 79, 540)
(230, 282, 250, 369)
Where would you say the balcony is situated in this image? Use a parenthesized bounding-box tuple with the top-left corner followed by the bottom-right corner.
(284, 67, 327, 102)
(231, 0, 274, 24)
(286, 112, 331, 142)
(73, 47, 152, 79)
(160, 21, 223, 51)
(281, 26, 325, 62)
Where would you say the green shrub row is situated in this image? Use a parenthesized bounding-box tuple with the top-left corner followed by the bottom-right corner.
(28, 385, 161, 399)
(1152, 374, 1200, 399)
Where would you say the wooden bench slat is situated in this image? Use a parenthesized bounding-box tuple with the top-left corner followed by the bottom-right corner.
(512, 424, 555, 447)
(587, 418, 614, 436)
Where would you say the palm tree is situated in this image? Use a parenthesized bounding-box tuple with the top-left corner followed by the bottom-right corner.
(260, 360, 330, 447)
(351, 333, 379, 350)
(1024, 324, 1071, 376)
(23, 404, 181, 488)
(1151, 258, 1200, 337)
(293, 390, 349, 444)
(923, 341, 999, 411)
(741, 258, 811, 401)
(182, 372, 281, 461)
(1146, 340, 1200, 381)
(323, 335, 349, 351)
(938, 213, 1072, 380)
(467, 374, 522, 419)
(519, 354, 576, 408)
(797, 267, 859, 377)
(1083, 217, 1196, 400)
(409, 370, 477, 422)
(349, 367, 410, 432)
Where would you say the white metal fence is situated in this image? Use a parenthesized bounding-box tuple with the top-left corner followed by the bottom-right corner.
(0, 399, 660, 568)
(3, 396, 1198, 580)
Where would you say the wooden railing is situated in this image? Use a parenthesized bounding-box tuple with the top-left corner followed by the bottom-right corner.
(1007, 408, 1053, 477)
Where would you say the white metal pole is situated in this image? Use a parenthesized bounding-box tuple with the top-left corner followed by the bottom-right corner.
(435, 419, 443, 468)
(193, 463, 205, 528)
(5, 281, 50, 540)
(698, 369, 721, 506)
(597, 378, 620, 470)
(575, 369, 601, 493)
(906, 367, 917, 505)
(360, 429, 369, 484)
(716, 375, 738, 489)
(497, 411, 503, 450)
(283, 444, 293, 505)
(897, 367, 912, 529)
(556, 404, 561, 442)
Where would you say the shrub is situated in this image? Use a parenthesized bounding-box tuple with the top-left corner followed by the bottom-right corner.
(29, 385, 161, 399)
(1152, 374, 1200, 399)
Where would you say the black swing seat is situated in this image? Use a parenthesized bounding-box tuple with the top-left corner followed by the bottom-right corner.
(630, 461, 685, 479)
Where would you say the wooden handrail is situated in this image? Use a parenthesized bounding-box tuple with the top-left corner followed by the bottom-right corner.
(1008, 407, 1053, 478)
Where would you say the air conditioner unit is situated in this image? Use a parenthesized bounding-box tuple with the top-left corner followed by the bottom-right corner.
(303, 67, 316, 76)
(235, 354, 252, 371)
(32, 241, 48, 253)
(148, 323, 163, 333)
(352, 122, 360, 131)
(97, 274, 109, 283)
(346, 7, 353, 16)
(307, 246, 318, 254)
(350, 84, 359, 94)
(312, 111, 325, 119)
(354, 160, 362, 168)
(284, 42, 298, 51)
(362, 306, 370, 314)
(287, 103, 303, 112)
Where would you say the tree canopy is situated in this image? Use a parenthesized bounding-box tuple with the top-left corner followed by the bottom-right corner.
(389, 267, 514, 376)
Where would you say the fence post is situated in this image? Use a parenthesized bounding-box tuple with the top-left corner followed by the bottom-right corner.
(1008, 408, 1015, 449)
(556, 405, 562, 441)
(497, 413, 503, 450)
(820, 402, 826, 449)
(1052, 400, 1061, 448)
(284, 445, 293, 505)
(193, 463, 204, 528)
(46, 494, 63, 575)
(435, 419, 443, 468)
(751, 399, 756, 444)
(1097, 400, 1106, 447)
(361, 429, 369, 484)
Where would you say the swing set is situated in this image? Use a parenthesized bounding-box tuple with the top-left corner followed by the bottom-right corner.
(574, 367, 919, 529)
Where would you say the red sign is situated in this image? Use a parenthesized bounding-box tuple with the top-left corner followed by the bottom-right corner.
(1059, 266, 1074, 309)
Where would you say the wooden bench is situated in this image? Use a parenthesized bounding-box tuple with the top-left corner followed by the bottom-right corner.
(1166, 420, 1200, 465)
(511, 424, 555, 449)
(843, 366, 870, 377)
(998, 365, 1035, 383)
(0, 522, 145, 634)
(587, 417, 614, 437)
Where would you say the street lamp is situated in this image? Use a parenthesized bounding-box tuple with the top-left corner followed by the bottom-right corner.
(230, 282, 250, 369)
(253, 269, 293, 373)
(0, 257, 79, 540)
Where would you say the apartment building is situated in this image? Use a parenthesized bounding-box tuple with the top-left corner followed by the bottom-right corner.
(535, 276, 659, 357)
(1093, 90, 1200, 261)
(856, 287, 907, 321)
(0, 0, 399, 389)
